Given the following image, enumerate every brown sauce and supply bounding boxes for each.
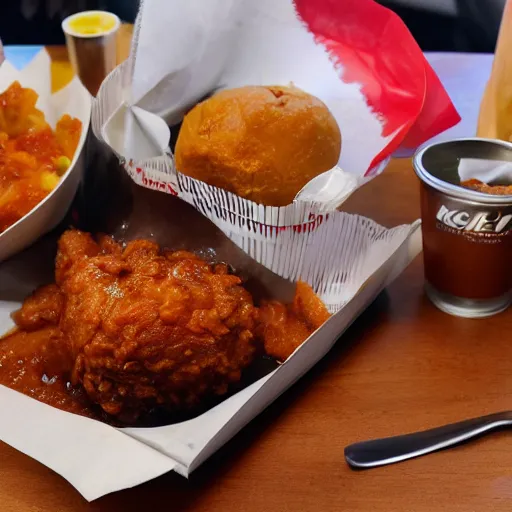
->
[0,326,282,427]
[461,179,512,196]
[0,327,97,419]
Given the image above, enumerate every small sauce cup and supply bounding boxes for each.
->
[62,11,120,96]
[414,138,512,318]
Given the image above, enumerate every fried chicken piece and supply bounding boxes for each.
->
[55,114,82,160]
[1,285,76,412]
[11,284,63,331]
[258,281,331,361]
[5,230,330,424]
[55,229,101,285]
[56,230,257,422]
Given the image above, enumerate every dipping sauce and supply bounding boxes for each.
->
[461,179,512,196]
[65,11,118,37]
[414,138,512,318]
[0,326,96,419]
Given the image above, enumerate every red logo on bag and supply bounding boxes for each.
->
[140,170,178,196]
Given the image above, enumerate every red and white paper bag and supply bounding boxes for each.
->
[92,0,458,311]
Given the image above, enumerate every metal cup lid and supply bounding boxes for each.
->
[413,137,512,205]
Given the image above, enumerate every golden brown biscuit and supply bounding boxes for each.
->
[175,85,341,206]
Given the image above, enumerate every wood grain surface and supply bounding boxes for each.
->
[2,49,512,512]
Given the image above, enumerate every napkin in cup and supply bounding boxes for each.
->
[458,158,512,186]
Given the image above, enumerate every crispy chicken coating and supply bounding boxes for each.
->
[56,230,257,422]
[258,281,331,361]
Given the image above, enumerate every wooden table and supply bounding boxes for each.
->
[2,49,512,512]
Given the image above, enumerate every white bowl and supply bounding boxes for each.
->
[0,50,91,263]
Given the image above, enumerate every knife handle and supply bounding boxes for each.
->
[344,412,512,469]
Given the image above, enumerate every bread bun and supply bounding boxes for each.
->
[174,85,341,206]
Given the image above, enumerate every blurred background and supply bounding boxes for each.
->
[0,0,505,53]
[381,0,504,52]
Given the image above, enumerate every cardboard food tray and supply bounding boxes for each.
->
[0,218,421,500]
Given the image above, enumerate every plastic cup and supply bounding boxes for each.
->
[62,11,121,96]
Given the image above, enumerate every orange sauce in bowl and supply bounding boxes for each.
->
[0,81,82,233]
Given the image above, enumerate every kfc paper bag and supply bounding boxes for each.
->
[92,0,458,309]
[95,0,459,171]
